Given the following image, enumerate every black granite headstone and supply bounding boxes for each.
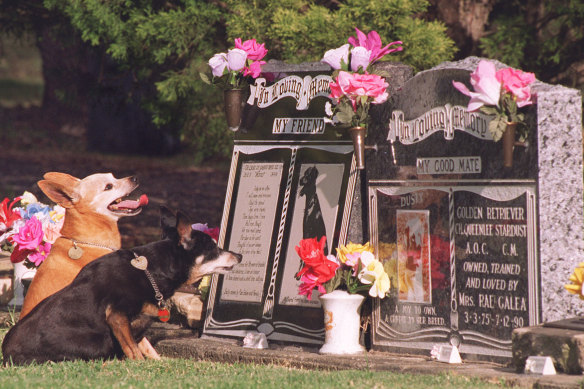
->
[368,61,540,361]
[202,62,361,346]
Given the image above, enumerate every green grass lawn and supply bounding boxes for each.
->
[0,328,510,389]
[0,358,507,389]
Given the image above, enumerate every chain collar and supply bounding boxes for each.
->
[60,236,117,252]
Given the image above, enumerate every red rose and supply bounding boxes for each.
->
[295,236,339,283]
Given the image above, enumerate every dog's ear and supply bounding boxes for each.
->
[176,210,193,249]
[38,172,81,208]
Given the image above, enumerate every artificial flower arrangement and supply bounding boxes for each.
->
[452,59,536,142]
[0,192,65,269]
[202,38,269,90]
[295,237,391,300]
[321,28,402,128]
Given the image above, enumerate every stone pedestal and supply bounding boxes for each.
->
[512,324,584,374]
[169,292,205,328]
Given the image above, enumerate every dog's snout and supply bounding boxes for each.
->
[233,252,243,263]
[130,176,138,184]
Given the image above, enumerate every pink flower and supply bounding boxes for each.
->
[192,223,220,243]
[348,28,403,63]
[12,216,43,250]
[321,44,350,70]
[243,60,265,78]
[297,272,326,300]
[452,60,501,111]
[496,67,535,108]
[234,38,268,61]
[226,48,247,72]
[330,71,389,109]
[350,46,372,72]
[28,242,52,266]
[43,218,64,244]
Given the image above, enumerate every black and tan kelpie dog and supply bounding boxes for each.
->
[2,206,242,365]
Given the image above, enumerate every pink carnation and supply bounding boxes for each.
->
[297,272,327,300]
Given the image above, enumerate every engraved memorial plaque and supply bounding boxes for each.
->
[221,162,284,303]
[370,185,538,359]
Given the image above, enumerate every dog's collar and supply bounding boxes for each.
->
[60,237,116,260]
[130,252,170,322]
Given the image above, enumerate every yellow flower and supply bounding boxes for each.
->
[358,251,390,298]
[565,262,584,300]
[199,275,211,290]
[49,205,66,223]
[337,242,372,264]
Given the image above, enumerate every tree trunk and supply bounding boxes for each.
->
[35,24,89,133]
[427,0,496,58]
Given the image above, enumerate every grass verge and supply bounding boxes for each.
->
[0,357,507,389]
[0,327,509,389]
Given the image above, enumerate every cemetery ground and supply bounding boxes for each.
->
[0,112,583,389]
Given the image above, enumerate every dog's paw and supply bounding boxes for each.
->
[138,337,161,360]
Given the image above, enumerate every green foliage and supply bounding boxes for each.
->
[39,0,230,160]
[1,0,456,161]
[479,0,584,84]
[225,0,456,71]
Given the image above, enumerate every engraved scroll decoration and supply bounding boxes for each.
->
[262,148,297,319]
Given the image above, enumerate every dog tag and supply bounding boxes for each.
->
[158,308,170,322]
[68,245,84,260]
[131,255,148,270]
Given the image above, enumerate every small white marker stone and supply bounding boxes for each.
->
[524,356,556,375]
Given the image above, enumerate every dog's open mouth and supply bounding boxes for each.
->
[108,194,148,215]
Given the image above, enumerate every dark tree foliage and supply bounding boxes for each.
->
[1,0,457,159]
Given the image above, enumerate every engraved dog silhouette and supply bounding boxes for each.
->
[296,166,329,278]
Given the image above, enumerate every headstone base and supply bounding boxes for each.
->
[512,321,584,374]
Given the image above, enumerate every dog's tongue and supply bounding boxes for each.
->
[116,194,148,209]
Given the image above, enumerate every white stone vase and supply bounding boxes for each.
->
[8,261,37,308]
[318,290,366,355]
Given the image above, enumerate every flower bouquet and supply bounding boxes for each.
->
[321,28,402,168]
[295,237,390,300]
[0,192,65,269]
[295,236,391,355]
[201,38,269,131]
[452,59,536,143]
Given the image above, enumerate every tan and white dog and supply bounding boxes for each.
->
[20,172,148,318]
